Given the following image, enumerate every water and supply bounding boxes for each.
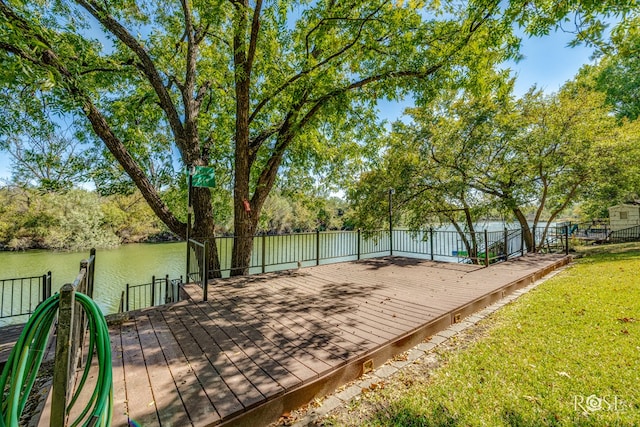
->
[0,242,186,326]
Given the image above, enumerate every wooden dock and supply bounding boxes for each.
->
[42,254,569,426]
[0,323,27,368]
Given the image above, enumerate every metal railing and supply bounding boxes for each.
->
[609,225,640,243]
[124,275,183,311]
[0,272,52,319]
[186,226,569,289]
[557,220,610,241]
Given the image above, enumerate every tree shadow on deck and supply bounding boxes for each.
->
[357,256,482,273]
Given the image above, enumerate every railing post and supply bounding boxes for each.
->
[503,228,508,261]
[51,283,75,426]
[165,275,170,303]
[202,240,208,302]
[520,228,525,256]
[88,248,96,298]
[42,273,47,301]
[388,188,394,256]
[119,291,125,313]
[316,229,320,266]
[126,284,130,312]
[186,207,191,282]
[46,271,52,298]
[430,228,434,261]
[484,229,489,267]
[357,229,361,260]
[261,234,266,274]
[565,225,569,255]
[151,275,156,307]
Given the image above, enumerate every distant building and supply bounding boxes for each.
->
[608,202,640,231]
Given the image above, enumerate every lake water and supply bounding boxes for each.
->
[0,242,186,326]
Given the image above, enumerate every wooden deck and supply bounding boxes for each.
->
[0,323,26,368]
[46,254,569,426]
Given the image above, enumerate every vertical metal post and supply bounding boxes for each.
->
[185,213,191,283]
[484,229,490,267]
[165,275,170,303]
[88,248,96,298]
[202,240,208,302]
[186,168,193,284]
[430,228,434,261]
[520,228,525,256]
[565,225,569,255]
[261,234,266,273]
[42,274,47,301]
[316,229,320,265]
[504,228,509,261]
[46,271,52,299]
[151,275,156,307]
[388,188,394,256]
[532,226,536,253]
[126,284,130,312]
[119,291,125,313]
[51,283,75,426]
[357,229,361,260]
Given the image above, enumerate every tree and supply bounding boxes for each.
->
[350,79,617,252]
[578,15,640,122]
[0,0,522,275]
[0,88,90,191]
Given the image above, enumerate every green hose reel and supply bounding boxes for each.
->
[0,292,113,427]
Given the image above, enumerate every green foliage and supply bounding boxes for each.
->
[582,16,640,122]
[100,193,164,243]
[580,118,640,217]
[258,190,347,233]
[0,187,119,251]
[349,74,619,249]
[0,187,180,251]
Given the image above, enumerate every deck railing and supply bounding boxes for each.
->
[0,272,52,319]
[51,248,96,426]
[187,226,569,290]
[124,275,183,311]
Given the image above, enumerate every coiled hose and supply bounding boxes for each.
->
[0,292,113,427]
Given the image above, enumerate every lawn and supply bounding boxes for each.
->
[322,243,640,426]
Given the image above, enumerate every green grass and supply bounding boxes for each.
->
[323,243,640,426]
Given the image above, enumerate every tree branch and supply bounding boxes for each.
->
[249,1,386,124]
[74,0,187,155]
[246,0,262,74]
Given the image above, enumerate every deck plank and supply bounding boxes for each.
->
[147,310,225,423]
[119,320,160,426]
[135,314,193,427]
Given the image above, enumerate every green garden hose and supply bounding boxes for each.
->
[0,292,113,427]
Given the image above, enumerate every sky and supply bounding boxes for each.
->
[0,28,597,183]
[376,28,597,121]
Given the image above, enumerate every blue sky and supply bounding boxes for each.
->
[0,28,596,183]
[377,28,597,121]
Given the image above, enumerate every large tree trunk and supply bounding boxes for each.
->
[191,187,221,278]
[512,208,534,252]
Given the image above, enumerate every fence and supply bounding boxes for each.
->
[558,220,610,241]
[51,248,96,426]
[0,272,52,319]
[608,225,640,243]
[124,275,183,311]
[187,226,570,291]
